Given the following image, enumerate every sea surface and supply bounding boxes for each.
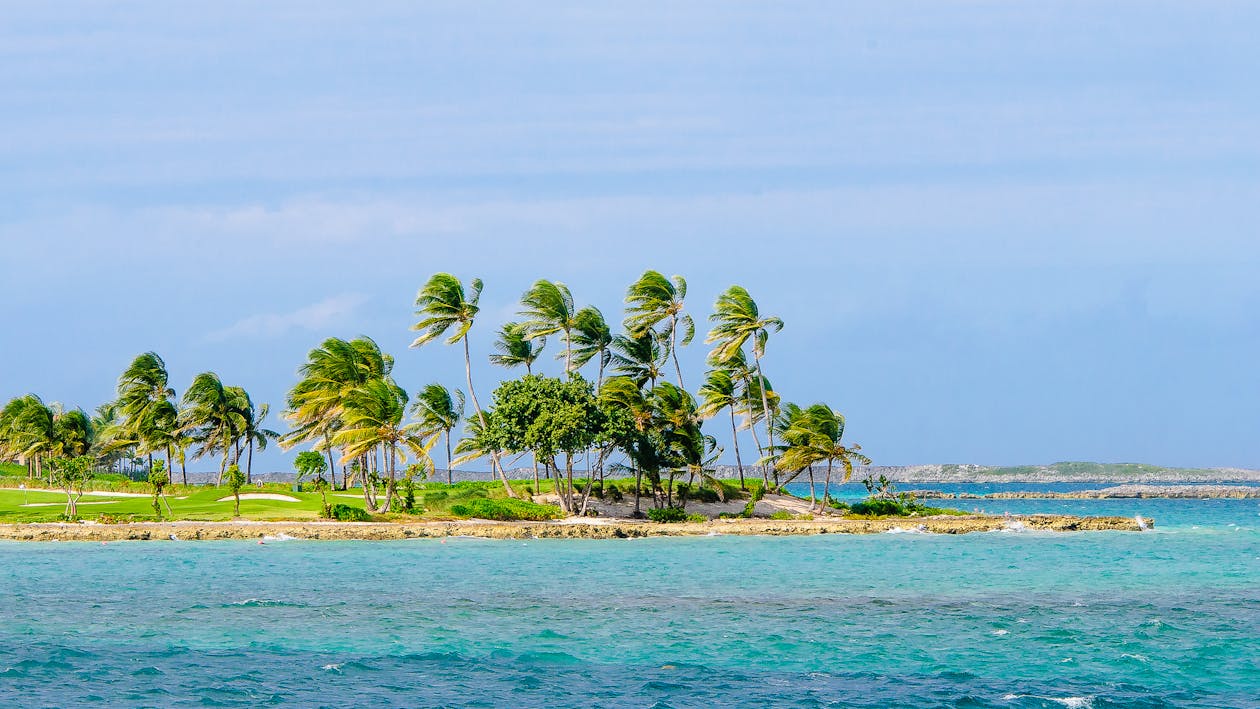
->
[1,488,1257,708]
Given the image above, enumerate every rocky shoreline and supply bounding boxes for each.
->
[911,484,1260,500]
[0,514,1149,542]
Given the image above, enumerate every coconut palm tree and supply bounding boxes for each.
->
[625,271,695,388]
[697,367,746,489]
[0,396,95,482]
[518,279,578,375]
[410,383,464,484]
[236,395,279,484]
[489,322,545,374]
[335,379,432,513]
[116,352,177,476]
[570,306,613,385]
[707,286,783,485]
[282,336,394,490]
[777,404,871,513]
[609,330,668,389]
[411,273,516,497]
[181,372,245,484]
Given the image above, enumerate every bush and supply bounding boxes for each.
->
[769,510,795,520]
[741,501,756,518]
[423,490,449,503]
[677,483,721,504]
[646,507,688,523]
[685,513,707,523]
[448,498,562,521]
[327,504,372,522]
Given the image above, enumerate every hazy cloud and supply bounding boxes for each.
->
[205,293,370,342]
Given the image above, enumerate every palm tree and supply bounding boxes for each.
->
[0,396,95,483]
[707,286,783,485]
[237,395,279,484]
[777,404,871,513]
[116,352,177,478]
[570,306,613,385]
[181,372,244,484]
[609,330,668,389]
[518,279,578,375]
[489,322,545,374]
[697,367,746,489]
[411,273,516,498]
[335,379,432,513]
[282,336,394,490]
[410,383,464,484]
[625,271,695,388]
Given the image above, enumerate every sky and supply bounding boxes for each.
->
[2,1,1258,472]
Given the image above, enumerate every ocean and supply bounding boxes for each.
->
[1,489,1256,707]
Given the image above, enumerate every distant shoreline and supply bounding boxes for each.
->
[0,514,1148,542]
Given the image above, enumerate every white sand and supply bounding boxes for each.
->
[216,493,301,503]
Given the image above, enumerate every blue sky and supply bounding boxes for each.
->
[2,2,1258,471]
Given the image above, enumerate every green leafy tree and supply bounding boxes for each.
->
[489,322,545,374]
[181,372,246,484]
[485,375,606,514]
[624,271,694,388]
[294,450,330,516]
[698,367,746,489]
[148,459,173,518]
[50,455,94,518]
[410,273,517,497]
[224,464,246,517]
[409,384,464,484]
[777,404,871,513]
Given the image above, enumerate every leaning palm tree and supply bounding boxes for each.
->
[116,352,177,475]
[777,403,871,513]
[488,322,545,374]
[236,395,279,484]
[609,330,669,390]
[706,286,783,484]
[181,372,245,484]
[411,273,516,497]
[0,395,56,480]
[335,379,433,513]
[625,271,695,388]
[518,279,578,375]
[570,306,613,385]
[282,336,394,489]
[697,367,746,489]
[409,383,464,484]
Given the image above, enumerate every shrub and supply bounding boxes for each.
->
[741,501,756,518]
[328,504,372,522]
[423,490,449,503]
[685,513,707,523]
[449,498,562,521]
[769,510,795,520]
[646,507,688,523]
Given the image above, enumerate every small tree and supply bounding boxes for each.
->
[225,464,246,517]
[148,459,173,518]
[294,451,332,517]
[51,456,94,519]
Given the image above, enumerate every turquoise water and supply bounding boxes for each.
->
[1,496,1257,707]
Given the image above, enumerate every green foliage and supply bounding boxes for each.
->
[293,451,327,481]
[685,512,707,523]
[328,503,372,522]
[741,500,756,518]
[769,510,795,520]
[449,497,562,521]
[488,375,607,458]
[399,477,416,513]
[646,506,689,523]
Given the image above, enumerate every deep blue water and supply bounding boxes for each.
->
[1,492,1257,707]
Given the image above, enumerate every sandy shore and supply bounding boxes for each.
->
[0,514,1148,542]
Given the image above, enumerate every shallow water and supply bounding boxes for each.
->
[1,495,1257,707]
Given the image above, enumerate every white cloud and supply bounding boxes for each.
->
[204,293,370,342]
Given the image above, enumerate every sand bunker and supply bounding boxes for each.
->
[216,493,301,503]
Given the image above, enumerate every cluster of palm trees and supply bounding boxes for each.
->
[0,353,277,486]
[273,270,864,514]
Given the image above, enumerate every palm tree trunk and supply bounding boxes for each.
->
[180,454,187,486]
[728,406,745,489]
[465,337,517,498]
[323,433,337,489]
[819,458,833,514]
[246,438,254,485]
[166,445,174,485]
[670,315,684,389]
[807,464,816,506]
[753,352,776,490]
[444,430,453,485]
[218,449,228,486]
